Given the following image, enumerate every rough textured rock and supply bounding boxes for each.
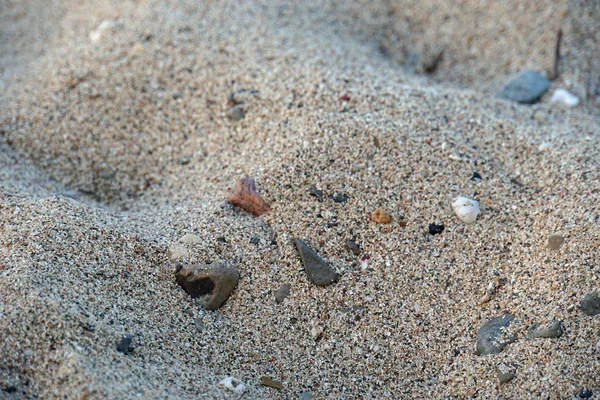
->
[294,239,339,286]
[495,70,551,104]
[175,263,239,310]
[580,292,600,316]
[496,364,516,384]
[346,240,361,255]
[476,314,516,355]
[228,177,271,216]
[226,107,245,121]
[116,334,134,354]
[274,284,291,303]
[548,234,565,250]
[527,320,563,339]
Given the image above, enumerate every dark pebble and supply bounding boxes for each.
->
[578,388,593,398]
[496,70,551,104]
[471,172,482,181]
[275,284,291,303]
[428,223,445,235]
[294,238,339,286]
[331,193,349,203]
[250,235,260,245]
[580,292,600,316]
[226,107,245,121]
[116,334,134,354]
[476,314,516,355]
[346,240,361,255]
[175,263,240,310]
[309,185,323,201]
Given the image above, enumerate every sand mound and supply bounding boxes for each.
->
[1,1,599,398]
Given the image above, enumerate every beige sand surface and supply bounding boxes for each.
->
[1,1,600,398]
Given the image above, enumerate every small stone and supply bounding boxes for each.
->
[527,320,563,339]
[168,245,189,260]
[175,263,240,310]
[275,284,291,303]
[548,234,564,250]
[538,142,553,152]
[310,324,324,340]
[428,223,444,235]
[179,155,192,165]
[249,235,260,245]
[476,314,516,355]
[550,88,579,107]
[371,208,392,224]
[260,377,283,390]
[331,192,349,203]
[346,240,361,255]
[471,172,482,181]
[496,70,551,104]
[219,377,246,394]
[294,239,339,286]
[228,177,271,216]
[226,107,245,121]
[452,196,480,224]
[309,185,324,201]
[194,318,205,332]
[533,110,548,123]
[580,292,600,316]
[299,390,313,400]
[180,234,202,244]
[116,334,133,354]
[496,364,516,384]
[577,388,593,399]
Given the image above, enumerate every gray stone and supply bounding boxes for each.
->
[299,390,313,400]
[496,364,516,384]
[175,263,239,310]
[226,107,245,121]
[346,240,361,255]
[496,70,551,104]
[116,334,133,354]
[548,234,564,250]
[294,239,339,286]
[527,320,563,339]
[275,284,291,303]
[580,292,600,316]
[476,314,516,355]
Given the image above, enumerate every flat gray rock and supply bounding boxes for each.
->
[496,364,516,384]
[527,320,563,339]
[496,70,551,104]
[274,284,291,303]
[294,239,339,286]
[580,292,600,316]
[476,314,516,355]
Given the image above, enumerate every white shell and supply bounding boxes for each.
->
[452,196,480,224]
[550,89,579,107]
[219,377,246,394]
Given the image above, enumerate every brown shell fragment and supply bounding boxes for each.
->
[370,208,392,224]
[175,263,239,310]
[228,177,271,216]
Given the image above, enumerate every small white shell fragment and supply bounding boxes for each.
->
[448,154,464,162]
[550,88,579,107]
[179,233,202,244]
[538,142,553,152]
[219,377,246,394]
[310,325,324,340]
[89,20,118,42]
[452,196,480,224]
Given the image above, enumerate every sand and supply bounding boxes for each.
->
[1,0,600,398]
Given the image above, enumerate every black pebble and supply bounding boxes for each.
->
[250,235,260,245]
[471,172,483,181]
[309,185,324,201]
[578,388,593,399]
[428,223,445,235]
[116,334,134,354]
[346,240,361,255]
[331,193,349,203]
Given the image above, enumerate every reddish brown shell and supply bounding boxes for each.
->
[228,177,271,216]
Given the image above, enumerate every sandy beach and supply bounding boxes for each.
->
[1,1,600,398]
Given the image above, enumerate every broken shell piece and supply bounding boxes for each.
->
[452,196,480,224]
[550,88,579,107]
[310,324,324,340]
[228,177,271,216]
[479,277,502,305]
[168,244,189,260]
[175,263,239,310]
[219,377,246,394]
[179,234,202,244]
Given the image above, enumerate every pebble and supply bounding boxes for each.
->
[194,317,205,332]
[249,235,260,245]
[299,390,313,400]
[260,376,283,389]
[428,223,444,235]
[116,334,134,354]
[168,244,189,260]
[496,70,551,104]
[538,142,553,152]
[580,292,600,316]
[309,185,324,201]
[175,263,240,310]
[310,324,324,340]
[179,233,202,244]
[452,196,480,224]
[471,172,482,181]
[274,284,291,303]
[548,234,564,250]
[527,320,563,339]
[371,208,392,224]
[294,239,339,286]
[550,88,579,107]
[219,377,246,394]
[496,364,516,384]
[331,192,349,203]
[228,177,271,216]
[346,240,361,255]
[476,314,516,355]
[577,388,593,398]
[226,107,245,121]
